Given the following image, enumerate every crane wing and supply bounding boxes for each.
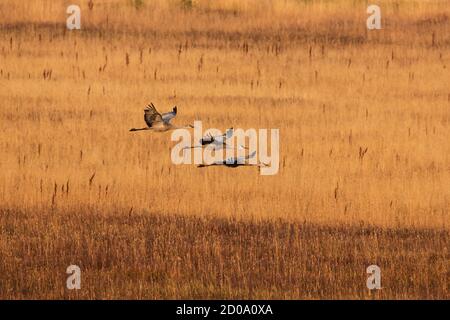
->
[235,150,256,163]
[162,106,177,123]
[224,127,234,139]
[144,103,163,127]
[206,128,233,146]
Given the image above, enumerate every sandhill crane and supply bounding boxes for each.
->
[129,103,193,132]
[197,151,267,168]
[183,128,247,151]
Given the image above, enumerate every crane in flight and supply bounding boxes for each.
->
[183,128,247,151]
[130,103,193,132]
[197,151,267,169]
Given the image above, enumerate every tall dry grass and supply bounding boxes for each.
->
[1,208,448,299]
[0,0,449,299]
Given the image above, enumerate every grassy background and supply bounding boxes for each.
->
[1,208,448,299]
[0,0,449,298]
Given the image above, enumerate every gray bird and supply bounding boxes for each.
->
[197,151,267,168]
[130,103,193,132]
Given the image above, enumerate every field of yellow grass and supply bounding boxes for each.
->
[0,0,449,299]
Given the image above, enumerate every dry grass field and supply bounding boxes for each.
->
[0,0,449,299]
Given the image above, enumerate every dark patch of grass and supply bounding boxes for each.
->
[0,207,448,299]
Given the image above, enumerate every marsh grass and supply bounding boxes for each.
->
[0,0,449,299]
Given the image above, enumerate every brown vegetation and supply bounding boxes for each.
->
[0,0,448,299]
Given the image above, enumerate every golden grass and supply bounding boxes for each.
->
[1,208,448,299]
[0,0,449,299]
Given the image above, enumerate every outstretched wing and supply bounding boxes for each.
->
[246,150,257,160]
[223,127,234,139]
[162,106,177,123]
[207,128,233,146]
[144,103,163,127]
[234,150,256,164]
